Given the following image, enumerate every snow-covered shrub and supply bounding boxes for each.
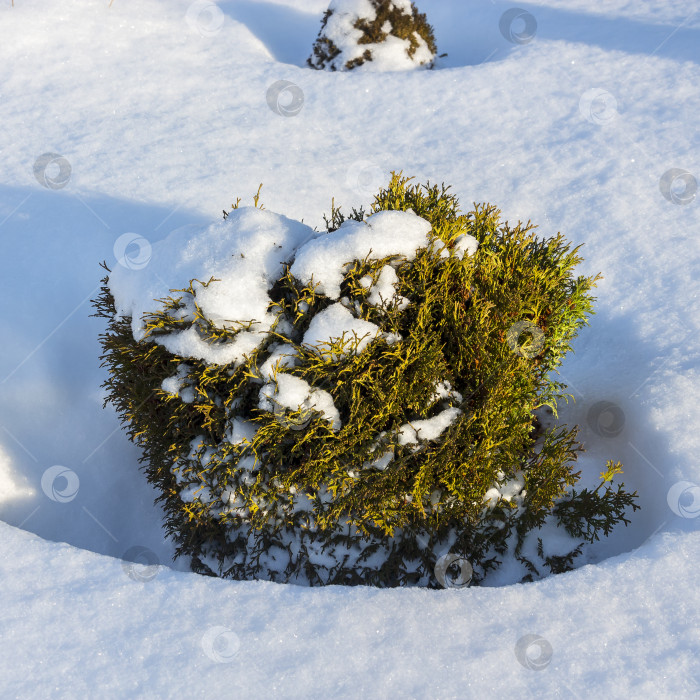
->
[308,0,438,71]
[94,174,638,587]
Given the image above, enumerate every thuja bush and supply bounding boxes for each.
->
[308,0,438,71]
[94,174,638,587]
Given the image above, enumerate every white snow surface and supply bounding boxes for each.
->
[259,373,341,431]
[398,407,463,446]
[258,341,300,380]
[161,363,196,403]
[361,263,409,308]
[454,233,479,258]
[2,522,700,698]
[302,301,384,359]
[290,209,432,298]
[329,0,377,18]
[1,0,699,696]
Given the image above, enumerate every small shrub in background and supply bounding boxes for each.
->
[308,0,438,71]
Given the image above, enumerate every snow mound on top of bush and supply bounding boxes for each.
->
[108,207,438,366]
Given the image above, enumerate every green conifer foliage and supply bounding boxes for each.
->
[93,174,639,587]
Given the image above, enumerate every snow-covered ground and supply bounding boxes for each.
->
[0,0,699,696]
